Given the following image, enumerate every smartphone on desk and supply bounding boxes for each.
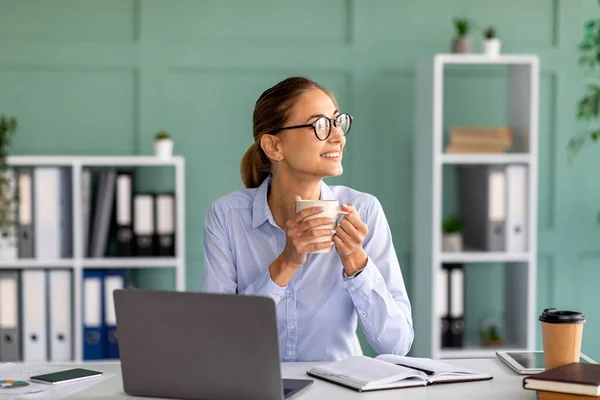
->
[30,368,103,385]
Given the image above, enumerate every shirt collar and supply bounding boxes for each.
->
[251,176,336,229]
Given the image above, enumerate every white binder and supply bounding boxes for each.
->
[0,271,20,361]
[0,169,18,260]
[48,270,72,362]
[34,168,61,259]
[450,268,464,318]
[21,270,47,362]
[505,165,528,252]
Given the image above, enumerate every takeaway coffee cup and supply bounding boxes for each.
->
[539,308,586,370]
[295,200,348,254]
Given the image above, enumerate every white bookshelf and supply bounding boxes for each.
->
[412,54,539,359]
[3,155,186,363]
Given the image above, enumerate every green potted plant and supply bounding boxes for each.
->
[480,324,504,347]
[568,16,600,227]
[452,18,473,54]
[483,26,501,57]
[154,130,173,159]
[0,115,18,242]
[442,214,464,252]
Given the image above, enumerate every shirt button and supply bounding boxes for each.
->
[350,286,356,291]
[287,350,293,357]
[289,324,295,329]
[288,293,293,298]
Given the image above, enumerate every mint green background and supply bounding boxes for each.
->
[0,0,599,360]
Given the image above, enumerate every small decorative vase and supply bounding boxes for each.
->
[154,138,174,159]
[442,233,463,252]
[483,38,501,57]
[451,37,472,54]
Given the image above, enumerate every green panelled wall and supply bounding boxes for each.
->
[1,0,599,360]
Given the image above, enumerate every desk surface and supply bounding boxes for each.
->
[56,358,535,399]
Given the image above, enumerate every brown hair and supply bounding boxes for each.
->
[240,76,337,188]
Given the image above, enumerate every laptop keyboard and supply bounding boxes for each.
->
[283,388,293,397]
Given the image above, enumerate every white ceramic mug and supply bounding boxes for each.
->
[295,200,349,254]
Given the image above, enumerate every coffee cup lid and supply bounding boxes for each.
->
[539,308,586,324]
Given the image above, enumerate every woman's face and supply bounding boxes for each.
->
[276,88,346,179]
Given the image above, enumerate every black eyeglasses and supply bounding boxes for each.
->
[270,113,353,141]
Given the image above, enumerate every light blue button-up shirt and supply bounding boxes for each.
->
[200,176,414,362]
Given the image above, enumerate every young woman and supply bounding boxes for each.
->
[200,76,413,362]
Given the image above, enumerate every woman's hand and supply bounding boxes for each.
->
[270,196,335,286]
[333,204,369,276]
[279,197,336,267]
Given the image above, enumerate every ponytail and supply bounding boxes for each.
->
[240,142,271,189]
[242,76,337,188]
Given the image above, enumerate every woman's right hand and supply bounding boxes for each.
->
[270,196,335,286]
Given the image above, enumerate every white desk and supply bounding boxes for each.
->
[59,358,536,399]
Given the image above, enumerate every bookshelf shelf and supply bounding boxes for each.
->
[412,55,539,359]
[440,252,532,263]
[81,257,180,268]
[6,155,184,167]
[439,345,528,359]
[2,155,186,364]
[440,154,531,165]
[0,260,75,268]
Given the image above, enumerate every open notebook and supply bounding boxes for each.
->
[306,354,493,392]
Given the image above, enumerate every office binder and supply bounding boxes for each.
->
[0,169,17,260]
[156,193,175,256]
[83,270,104,360]
[459,166,506,251]
[103,269,126,359]
[449,265,464,348]
[34,167,72,259]
[115,171,134,256]
[0,270,21,361]
[505,165,528,252]
[17,167,35,258]
[438,265,451,348]
[21,270,47,362]
[48,269,72,362]
[134,194,155,256]
[82,168,92,258]
[90,169,117,258]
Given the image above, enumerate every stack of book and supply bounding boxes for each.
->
[445,127,513,154]
[523,362,600,399]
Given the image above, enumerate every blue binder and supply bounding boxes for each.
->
[103,269,127,359]
[82,270,105,360]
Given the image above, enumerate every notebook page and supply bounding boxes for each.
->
[376,354,483,375]
[309,356,427,387]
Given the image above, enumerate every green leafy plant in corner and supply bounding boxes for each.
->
[568,11,600,227]
[154,130,170,141]
[483,26,496,40]
[0,115,18,240]
[442,214,464,234]
[454,18,471,37]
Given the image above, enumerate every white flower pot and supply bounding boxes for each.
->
[483,39,501,57]
[154,138,173,159]
[442,233,463,252]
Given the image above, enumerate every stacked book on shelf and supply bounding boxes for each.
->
[445,127,514,154]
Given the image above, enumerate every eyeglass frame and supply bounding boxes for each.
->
[269,113,353,141]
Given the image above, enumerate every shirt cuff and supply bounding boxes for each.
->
[255,268,288,302]
[342,257,380,293]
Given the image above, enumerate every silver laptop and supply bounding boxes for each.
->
[114,289,313,400]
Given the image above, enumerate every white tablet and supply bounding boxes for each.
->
[496,351,597,375]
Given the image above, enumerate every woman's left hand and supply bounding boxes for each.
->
[333,204,369,276]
